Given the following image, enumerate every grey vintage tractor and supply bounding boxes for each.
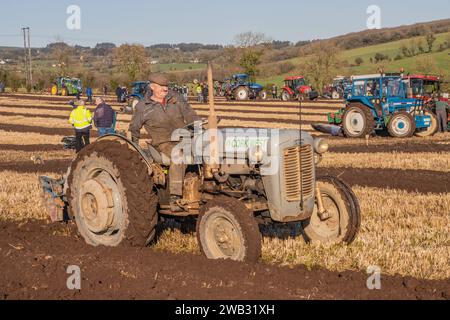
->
[40,66,360,263]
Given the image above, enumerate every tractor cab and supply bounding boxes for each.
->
[403,75,440,100]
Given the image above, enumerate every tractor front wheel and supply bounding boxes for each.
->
[67,140,158,247]
[197,197,261,262]
[342,103,375,138]
[302,176,361,244]
[259,90,267,100]
[281,91,291,101]
[332,91,340,100]
[387,112,415,138]
[61,88,68,96]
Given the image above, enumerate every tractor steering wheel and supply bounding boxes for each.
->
[184,118,221,132]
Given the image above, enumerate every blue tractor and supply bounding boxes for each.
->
[224,74,267,101]
[122,81,150,114]
[328,74,436,138]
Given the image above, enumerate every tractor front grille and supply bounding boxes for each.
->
[283,145,314,202]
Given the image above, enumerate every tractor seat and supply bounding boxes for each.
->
[146,145,171,166]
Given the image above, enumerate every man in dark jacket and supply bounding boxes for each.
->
[94,97,115,136]
[129,74,201,201]
[115,86,122,102]
[436,93,450,133]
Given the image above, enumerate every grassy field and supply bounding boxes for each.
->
[0,94,449,281]
[260,31,450,86]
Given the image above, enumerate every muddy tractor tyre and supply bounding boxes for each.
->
[234,87,249,101]
[342,103,375,138]
[387,111,415,138]
[196,196,261,263]
[302,176,361,245]
[414,111,438,137]
[281,90,291,102]
[67,140,158,247]
[61,88,68,96]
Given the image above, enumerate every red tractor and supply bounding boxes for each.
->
[281,76,318,101]
[403,74,441,103]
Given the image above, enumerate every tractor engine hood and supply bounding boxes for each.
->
[184,128,314,175]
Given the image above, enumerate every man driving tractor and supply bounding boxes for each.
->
[129,73,201,204]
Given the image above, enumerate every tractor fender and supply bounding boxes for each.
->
[282,86,294,95]
[97,134,154,173]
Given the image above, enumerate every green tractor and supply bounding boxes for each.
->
[51,77,83,96]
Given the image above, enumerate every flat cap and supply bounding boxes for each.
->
[149,73,169,86]
[74,99,85,106]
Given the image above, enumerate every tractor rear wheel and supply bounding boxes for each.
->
[302,176,361,244]
[61,88,68,96]
[387,112,415,138]
[51,85,58,96]
[414,111,438,137]
[67,139,158,247]
[342,103,375,138]
[234,87,249,101]
[197,197,261,262]
[281,90,291,101]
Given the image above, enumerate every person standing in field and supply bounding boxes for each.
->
[116,85,122,102]
[69,100,93,153]
[103,84,109,96]
[86,86,93,104]
[196,83,203,103]
[202,83,209,104]
[93,97,116,137]
[272,84,278,99]
[436,93,450,133]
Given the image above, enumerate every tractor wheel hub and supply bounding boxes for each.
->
[80,179,114,233]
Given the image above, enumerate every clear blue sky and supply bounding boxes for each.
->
[1,0,449,47]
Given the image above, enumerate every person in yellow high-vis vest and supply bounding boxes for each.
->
[69,100,93,153]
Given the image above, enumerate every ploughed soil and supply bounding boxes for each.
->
[318,168,450,194]
[329,141,450,154]
[0,220,448,300]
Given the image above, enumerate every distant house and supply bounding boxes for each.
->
[0,60,6,65]
[150,60,159,65]
[190,58,199,64]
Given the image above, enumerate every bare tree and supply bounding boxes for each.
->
[114,44,149,82]
[233,32,272,81]
[51,42,73,75]
[303,42,341,94]
[234,31,272,48]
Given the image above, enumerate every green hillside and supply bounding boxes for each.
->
[259,32,450,86]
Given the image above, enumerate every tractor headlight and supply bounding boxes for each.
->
[249,145,265,164]
[314,138,329,154]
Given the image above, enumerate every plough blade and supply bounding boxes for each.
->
[39,176,68,222]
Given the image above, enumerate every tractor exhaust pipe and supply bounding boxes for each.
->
[205,62,220,177]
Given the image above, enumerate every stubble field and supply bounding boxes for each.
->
[0,93,448,300]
